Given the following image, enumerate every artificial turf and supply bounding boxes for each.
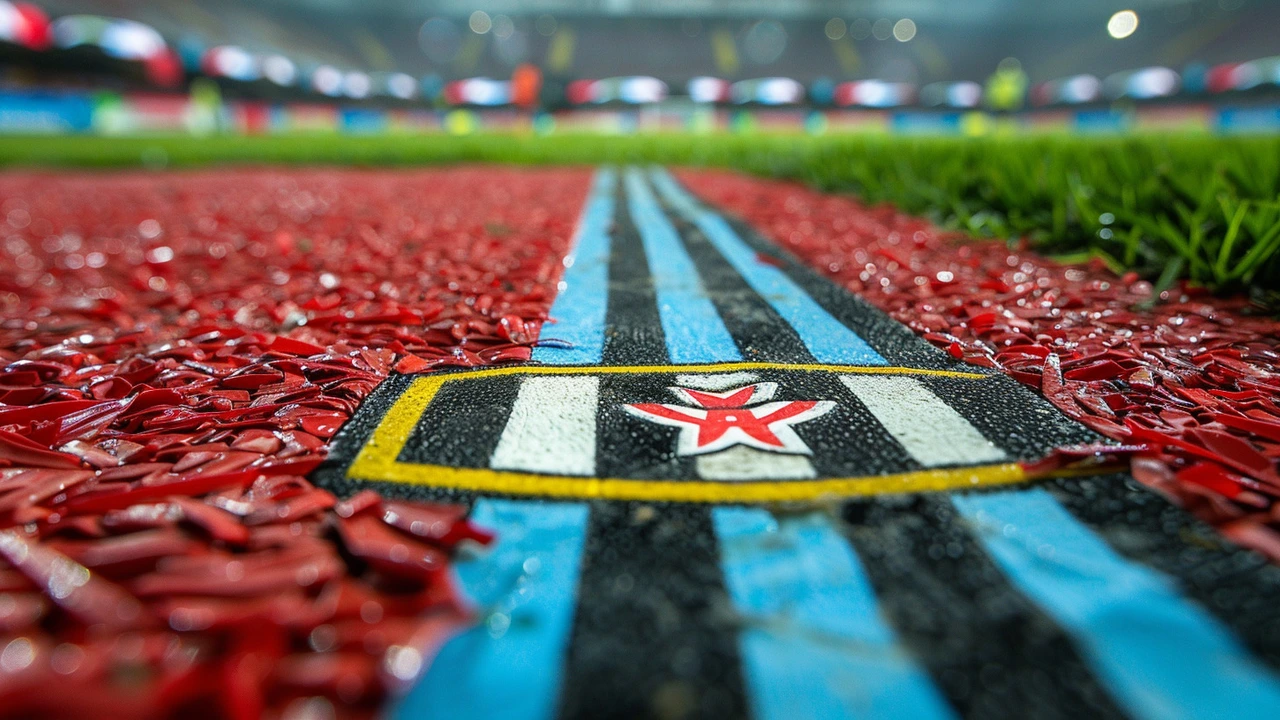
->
[1,132,1277,298]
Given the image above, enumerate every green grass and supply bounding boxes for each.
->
[2,132,1278,298]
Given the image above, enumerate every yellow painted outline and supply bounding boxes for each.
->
[347,362,1019,503]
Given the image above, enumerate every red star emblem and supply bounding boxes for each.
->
[623,382,835,457]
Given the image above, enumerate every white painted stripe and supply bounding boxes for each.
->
[490,376,600,476]
[696,446,816,481]
[675,371,760,390]
[839,375,1006,467]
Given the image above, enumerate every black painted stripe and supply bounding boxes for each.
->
[396,374,521,467]
[841,494,1132,720]
[557,175,751,720]
[557,501,751,720]
[1046,472,1280,670]
[602,174,669,366]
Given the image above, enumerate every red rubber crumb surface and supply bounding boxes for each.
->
[681,168,1280,561]
[0,167,590,718]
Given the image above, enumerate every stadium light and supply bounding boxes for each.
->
[1107,10,1138,39]
[312,65,343,96]
[610,77,667,104]
[0,2,51,50]
[1062,74,1102,103]
[893,19,917,42]
[51,16,165,60]
[920,81,982,108]
[203,46,260,82]
[835,80,915,107]
[444,77,511,106]
[1104,66,1178,99]
[1031,74,1101,105]
[387,72,418,100]
[731,77,804,105]
[566,77,668,104]
[50,15,181,86]
[101,20,166,59]
[343,71,372,99]
[262,55,297,86]
[1206,57,1280,92]
[688,77,730,103]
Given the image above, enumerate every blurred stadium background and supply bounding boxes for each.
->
[2,6,1280,717]
[0,0,1277,136]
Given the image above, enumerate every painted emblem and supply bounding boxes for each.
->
[337,362,1026,503]
[623,383,834,456]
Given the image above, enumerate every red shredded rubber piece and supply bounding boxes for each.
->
[681,168,1280,561]
[0,167,590,717]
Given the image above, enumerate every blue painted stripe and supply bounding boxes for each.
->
[713,508,957,720]
[649,167,887,366]
[395,500,590,720]
[953,488,1280,720]
[532,168,617,365]
[624,167,741,364]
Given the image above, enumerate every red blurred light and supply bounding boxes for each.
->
[566,79,596,105]
[144,48,183,88]
[1206,63,1242,93]
[13,2,50,49]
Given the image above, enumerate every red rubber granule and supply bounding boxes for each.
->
[680,168,1280,561]
[0,167,591,718]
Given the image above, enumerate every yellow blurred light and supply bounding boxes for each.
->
[892,19,916,42]
[445,109,478,135]
[1107,10,1138,39]
[960,112,990,137]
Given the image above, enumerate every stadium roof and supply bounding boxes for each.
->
[265,0,1200,24]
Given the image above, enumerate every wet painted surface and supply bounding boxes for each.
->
[315,167,1280,720]
[681,167,1280,564]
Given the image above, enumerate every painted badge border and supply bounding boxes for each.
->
[345,361,1051,503]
